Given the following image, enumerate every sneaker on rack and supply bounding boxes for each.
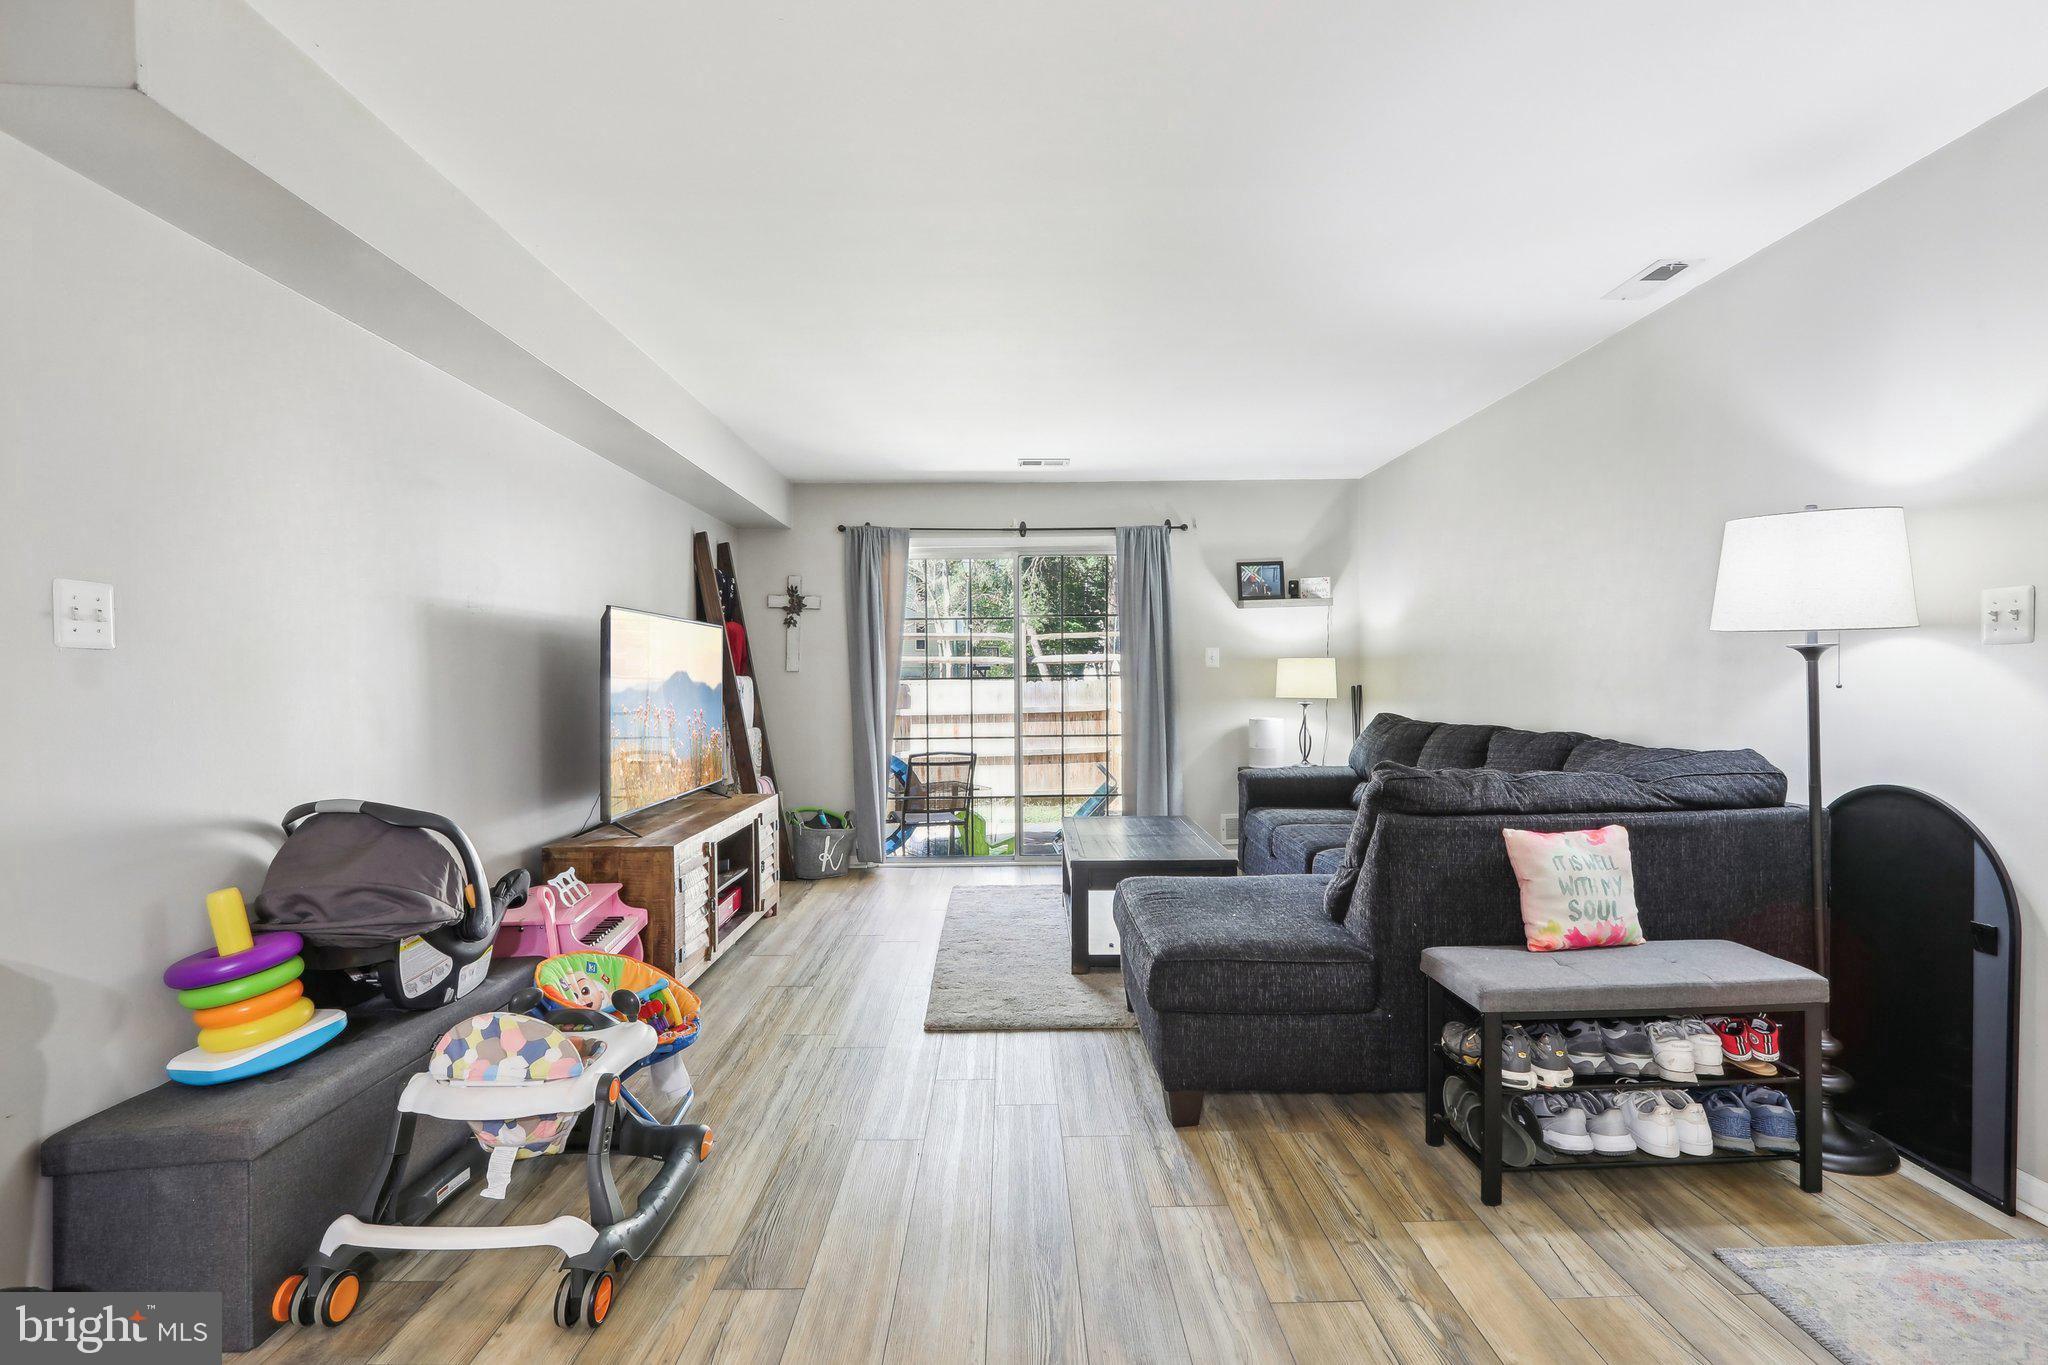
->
[1499,1025,1538,1092]
[1564,1092,1637,1156]
[1662,1090,1713,1156]
[1563,1020,1612,1077]
[1519,1093,1593,1155]
[1440,1021,1480,1067]
[1714,1016,1774,1076]
[1599,1019,1655,1078]
[1702,1089,1757,1153]
[1740,1086,1800,1152]
[1679,1017,1726,1076]
[1744,1016,1784,1068]
[1646,1020,1698,1082]
[1521,1022,1576,1089]
[1622,1091,1681,1158]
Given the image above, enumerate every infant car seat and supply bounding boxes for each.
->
[253,799,529,1010]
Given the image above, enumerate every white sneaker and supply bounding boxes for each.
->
[1662,1090,1713,1156]
[1679,1017,1725,1076]
[1622,1091,1681,1159]
[1645,1020,1697,1083]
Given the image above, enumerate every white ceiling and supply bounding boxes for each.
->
[253,1,2048,485]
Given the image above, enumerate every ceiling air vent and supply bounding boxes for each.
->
[1604,259,1701,301]
[1017,457,1071,469]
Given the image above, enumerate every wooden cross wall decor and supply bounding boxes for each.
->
[765,575,822,671]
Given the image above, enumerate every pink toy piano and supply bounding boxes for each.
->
[494,879,649,960]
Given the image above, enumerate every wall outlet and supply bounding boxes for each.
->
[53,579,114,649]
[1204,646,1221,668]
[1981,586,2036,645]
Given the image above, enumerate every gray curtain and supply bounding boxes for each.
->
[1116,524,1181,815]
[845,526,911,864]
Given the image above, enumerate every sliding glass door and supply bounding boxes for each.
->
[888,542,1121,860]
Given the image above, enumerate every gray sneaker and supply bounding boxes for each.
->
[1442,1022,1535,1090]
[1564,1092,1637,1155]
[1521,1022,1576,1089]
[1520,1093,1593,1154]
[1599,1019,1654,1077]
[1499,1025,1538,1091]
[1563,1020,1611,1077]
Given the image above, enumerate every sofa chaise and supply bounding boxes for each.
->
[1117,713,1812,1125]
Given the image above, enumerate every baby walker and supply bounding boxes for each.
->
[276,964,710,1332]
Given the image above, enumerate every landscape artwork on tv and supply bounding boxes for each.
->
[605,608,726,820]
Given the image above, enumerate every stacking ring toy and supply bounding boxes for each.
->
[162,929,303,991]
[192,979,305,1030]
[164,889,342,1086]
[199,996,316,1053]
[175,956,304,1011]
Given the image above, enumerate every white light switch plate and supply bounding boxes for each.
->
[1981,585,2035,645]
[1204,646,1221,667]
[53,579,114,649]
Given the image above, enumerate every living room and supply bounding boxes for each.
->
[8,4,2048,1362]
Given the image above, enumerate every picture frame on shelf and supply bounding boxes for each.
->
[1237,560,1285,601]
[1298,575,1332,600]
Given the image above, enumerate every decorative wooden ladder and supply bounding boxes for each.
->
[693,531,792,873]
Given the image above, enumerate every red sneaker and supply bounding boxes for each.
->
[1712,1017,1753,1066]
[1726,1015,1779,1076]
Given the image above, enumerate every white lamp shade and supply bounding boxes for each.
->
[1710,506,1919,632]
[1275,657,1338,699]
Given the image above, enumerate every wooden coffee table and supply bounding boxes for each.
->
[1061,815,1235,973]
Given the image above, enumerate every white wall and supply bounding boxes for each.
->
[732,481,1363,848]
[1350,91,2048,1183]
[0,133,727,1280]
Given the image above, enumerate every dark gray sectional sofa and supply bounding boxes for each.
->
[1117,713,1813,1124]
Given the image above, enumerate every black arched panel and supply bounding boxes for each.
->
[1828,785,2021,1214]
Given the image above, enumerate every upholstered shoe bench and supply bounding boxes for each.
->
[1422,939,1827,1205]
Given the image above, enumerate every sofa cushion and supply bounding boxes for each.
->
[1484,728,1587,772]
[1115,874,1376,1014]
[1562,737,1685,774]
[1241,806,1353,863]
[1310,846,1345,874]
[1270,820,1354,875]
[1346,712,1435,776]
[1415,723,1499,769]
[1365,761,1787,817]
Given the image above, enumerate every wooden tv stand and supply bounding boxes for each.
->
[541,790,780,986]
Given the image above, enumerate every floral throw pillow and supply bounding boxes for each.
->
[1501,825,1646,952]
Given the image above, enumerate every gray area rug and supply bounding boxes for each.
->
[1717,1239,2048,1364]
[925,886,1135,1031]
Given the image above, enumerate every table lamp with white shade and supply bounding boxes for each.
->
[1275,657,1338,763]
[1710,503,1917,1175]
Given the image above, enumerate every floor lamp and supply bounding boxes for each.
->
[1710,504,1916,1175]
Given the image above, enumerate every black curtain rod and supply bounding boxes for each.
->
[835,519,1189,534]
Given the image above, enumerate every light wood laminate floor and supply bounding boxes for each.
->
[243,865,2028,1365]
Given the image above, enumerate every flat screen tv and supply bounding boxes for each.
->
[601,606,728,822]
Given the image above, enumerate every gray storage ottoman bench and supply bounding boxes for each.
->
[40,958,530,1352]
[1421,939,1827,1204]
